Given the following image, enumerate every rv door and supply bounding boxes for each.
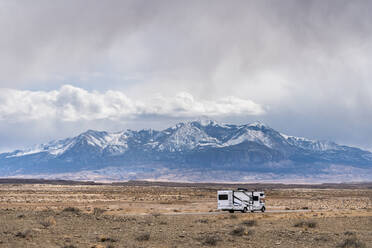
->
[252,194,261,209]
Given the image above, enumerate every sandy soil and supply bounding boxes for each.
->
[0,184,371,247]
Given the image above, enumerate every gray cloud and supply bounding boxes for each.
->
[1,0,372,151]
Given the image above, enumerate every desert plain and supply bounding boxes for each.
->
[0,181,371,248]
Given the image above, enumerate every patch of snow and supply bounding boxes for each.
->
[48,141,75,155]
[247,121,267,128]
[160,122,220,151]
[6,147,44,158]
[281,133,338,151]
[224,128,273,148]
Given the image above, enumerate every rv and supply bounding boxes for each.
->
[217,188,265,213]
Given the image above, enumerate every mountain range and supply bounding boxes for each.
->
[1,120,371,182]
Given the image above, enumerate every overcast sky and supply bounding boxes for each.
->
[1,0,372,152]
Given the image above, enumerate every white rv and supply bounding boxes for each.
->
[217,188,266,213]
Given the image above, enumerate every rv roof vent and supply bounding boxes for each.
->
[237,188,248,191]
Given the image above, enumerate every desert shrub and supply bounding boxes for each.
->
[230,226,245,236]
[17,214,25,218]
[230,214,238,219]
[15,230,31,239]
[62,207,80,213]
[203,235,219,246]
[338,237,366,248]
[136,232,150,241]
[294,221,303,227]
[99,236,117,242]
[151,212,161,217]
[302,206,309,210]
[344,231,354,236]
[314,235,329,242]
[294,220,317,228]
[93,208,106,216]
[40,216,56,228]
[307,221,317,228]
[241,220,257,226]
[196,219,209,223]
[159,221,167,225]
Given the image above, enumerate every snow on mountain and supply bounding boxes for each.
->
[1,119,372,182]
[3,120,358,158]
[6,130,130,158]
[6,147,44,158]
[281,133,339,151]
[225,125,273,148]
[158,122,221,151]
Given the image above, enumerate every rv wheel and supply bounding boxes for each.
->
[261,206,266,212]
[229,210,234,213]
[241,207,247,213]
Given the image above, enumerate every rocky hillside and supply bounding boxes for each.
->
[1,120,371,182]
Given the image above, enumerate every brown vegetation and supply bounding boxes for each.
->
[0,183,370,247]
[294,220,317,228]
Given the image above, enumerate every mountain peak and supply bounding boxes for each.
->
[193,118,219,126]
[247,121,268,129]
[168,119,220,131]
[2,120,372,183]
[81,129,104,136]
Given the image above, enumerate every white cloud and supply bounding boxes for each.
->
[0,85,264,122]
[1,1,372,151]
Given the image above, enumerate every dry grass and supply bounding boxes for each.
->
[338,237,366,248]
[15,230,31,239]
[136,232,150,241]
[99,236,117,242]
[241,219,257,226]
[0,184,371,247]
[93,207,106,216]
[62,207,80,213]
[230,226,245,236]
[294,220,317,228]
[40,216,56,228]
[151,212,161,217]
[196,219,209,223]
[203,234,219,246]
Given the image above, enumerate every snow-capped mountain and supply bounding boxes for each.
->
[1,120,372,182]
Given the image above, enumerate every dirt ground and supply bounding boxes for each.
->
[0,184,371,247]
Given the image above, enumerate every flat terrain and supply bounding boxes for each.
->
[0,183,371,247]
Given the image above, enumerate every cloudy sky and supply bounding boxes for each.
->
[1,0,372,152]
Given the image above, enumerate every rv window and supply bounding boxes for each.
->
[253,196,259,201]
[218,194,228,200]
[260,193,264,197]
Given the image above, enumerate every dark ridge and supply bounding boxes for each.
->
[113,180,372,189]
[0,178,371,189]
[0,178,101,185]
